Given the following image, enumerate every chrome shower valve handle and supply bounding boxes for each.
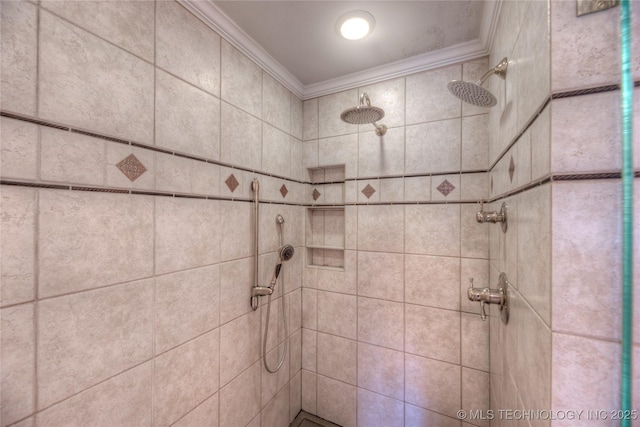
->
[476,200,508,233]
[467,274,510,324]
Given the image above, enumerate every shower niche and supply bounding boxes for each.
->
[306,165,345,270]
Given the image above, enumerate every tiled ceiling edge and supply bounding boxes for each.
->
[179,0,306,99]
[180,0,501,101]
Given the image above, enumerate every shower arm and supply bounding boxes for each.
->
[477,57,509,85]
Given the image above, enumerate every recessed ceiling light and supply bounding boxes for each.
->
[335,11,375,41]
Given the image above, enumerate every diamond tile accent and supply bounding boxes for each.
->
[225,174,239,192]
[312,188,321,201]
[509,156,516,183]
[116,154,147,182]
[280,184,288,198]
[362,184,376,199]
[436,179,456,197]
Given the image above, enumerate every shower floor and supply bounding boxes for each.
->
[290,411,342,427]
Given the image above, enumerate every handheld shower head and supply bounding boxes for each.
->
[340,93,387,136]
[447,57,509,108]
[278,244,295,262]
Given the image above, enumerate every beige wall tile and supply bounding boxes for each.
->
[461,204,489,259]
[302,328,317,373]
[357,343,404,400]
[317,333,356,385]
[263,74,291,133]
[317,291,356,339]
[461,313,489,372]
[220,310,260,387]
[219,257,254,324]
[405,353,461,418]
[317,250,356,294]
[406,65,461,124]
[261,341,290,406]
[35,362,152,427]
[154,330,219,427]
[1,304,35,425]
[261,383,290,427]
[38,190,154,297]
[219,362,260,427]
[406,119,461,175]
[291,94,303,140]
[155,152,192,194]
[290,138,304,182]
[462,114,489,171]
[358,297,403,351]
[357,251,403,302]
[318,134,358,178]
[358,389,404,427]
[219,200,253,263]
[1,1,37,115]
[289,371,302,422]
[405,204,460,256]
[155,197,220,275]
[289,328,302,376]
[37,279,153,408]
[406,254,460,310]
[155,70,220,160]
[379,177,405,203]
[220,102,262,171]
[461,173,489,201]
[39,11,153,143]
[359,78,406,130]
[1,186,36,306]
[461,368,490,427]
[0,117,38,181]
[221,40,262,118]
[406,304,461,364]
[317,375,356,427]
[404,176,431,202]
[358,127,405,178]
[460,258,488,315]
[262,124,291,177]
[301,370,317,414]
[40,127,106,186]
[318,89,358,139]
[173,394,218,427]
[531,103,551,181]
[156,1,220,95]
[515,129,531,188]
[41,0,154,62]
[302,288,317,330]
[302,99,319,141]
[155,265,220,354]
[405,404,462,427]
[358,205,404,253]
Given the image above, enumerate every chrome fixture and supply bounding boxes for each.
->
[250,179,261,310]
[467,273,510,324]
[340,93,387,136]
[577,0,618,16]
[476,200,508,233]
[447,57,509,107]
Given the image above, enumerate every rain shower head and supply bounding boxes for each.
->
[340,93,387,136]
[447,57,509,108]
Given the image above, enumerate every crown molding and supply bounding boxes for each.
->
[181,0,501,101]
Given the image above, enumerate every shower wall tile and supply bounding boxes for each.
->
[406,64,461,124]
[106,144,156,190]
[552,180,621,340]
[1,304,35,426]
[156,0,220,95]
[291,137,304,181]
[35,362,152,427]
[1,1,37,115]
[290,371,302,422]
[0,117,38,181]
[155,197,220,275]
[462,114,489,171]
[38,190,154,298]
[357,179,379,203]
[262,124,291,177]
[460,258,488,315]
[173,394,219,427]
[290,329,302,376]
[155,152,192,194]
[41,0,154,62]
[40,127,105,186]
[288,288,303,333]
[317,333,356,385]
[301,370,317,414]
[153,330,219,427]
[291,94,303,140]
[461,368,490,427]
[551,91,621,173]
[531,103,551,181]
[317,250,356,294]
[155,265,220,355]
[220,310,260,387]
[261,342,290,406]
[358,127,405,177]
[405,404,461,427]
[318,89,358,138]
[221,102,262,171]
[359,77,406,129]
[357,205,404,253]
[406,119,461,175]
[461,173,489,201]
[358,297,403,351]
[461,313,489,372]
[379,178,405,203]
[220,362,261,427]
[432,174,460,202]
[39,11,154,143]
[357,251,403,302]
[405,204,460,257]
[405,353,461,418]
[220,200,252,262]
[37,279,153,409]
[461,204,489,259]
[317,291,356,339]
[404,176,431,202]
[1,187,36,307]
[550,0,640,92]
[263,73,291,133]
[515,128,532,188]
[357,342,404,400]
[317,375,357,427]
[357,389,404,427]
[406,304,461,364]
[191,160,220,196]
[302,288,317,330]
[318,133,358,178]
[302,329,317,372]
[405,254,460,310]
[155,70,220,160]
[303,99,319,141]
[221,40,262,118]
[261,383,290,427]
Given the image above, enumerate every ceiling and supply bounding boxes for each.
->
[180,1,500,99]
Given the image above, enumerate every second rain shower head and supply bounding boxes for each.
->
[340,93,387,136]
[447,57,509,108]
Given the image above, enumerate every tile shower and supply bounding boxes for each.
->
[0,2,638,427]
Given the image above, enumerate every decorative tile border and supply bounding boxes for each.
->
[361,184,376,199]
[436,179,455,197]
[116,154,147,182]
